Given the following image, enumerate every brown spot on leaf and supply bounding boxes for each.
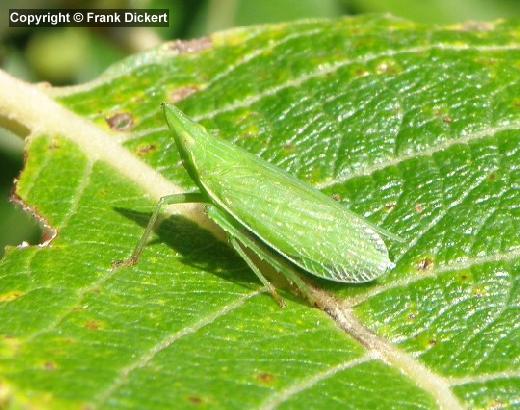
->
[283,142,295,153]
[0,291,25,302]
[442,115,453,125]
[442,115,453,124]
[417,257,434,271]
[384,203,396,212]
[57,337,77,346]
[433,108,452,125]
[187,396,203,405]
[166,37,212,54]
[257,372,275,384]
[84,320,104,331]
[488,172,497,182]
[136,144,157,156]
[355,69,370,77]
[169,86,200,103]
[428,339,437,347]
[331,193,342,202]
[476,57,498,67]
[415,203,424,214]
[456,271,474,285]
[105,112,134,131]
[44,361,57,371]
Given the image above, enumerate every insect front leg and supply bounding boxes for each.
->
[114,192,207,268]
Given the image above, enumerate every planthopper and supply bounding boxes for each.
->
[117,103,401,307]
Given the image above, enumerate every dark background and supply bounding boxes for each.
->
[1,0,518,255]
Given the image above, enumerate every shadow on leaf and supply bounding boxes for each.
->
[113,206,260,288]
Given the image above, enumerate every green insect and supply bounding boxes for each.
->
[119,103,401,307]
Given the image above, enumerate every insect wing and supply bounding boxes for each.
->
[193,136,392,282]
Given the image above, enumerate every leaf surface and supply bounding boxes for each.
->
[0,15,518,409]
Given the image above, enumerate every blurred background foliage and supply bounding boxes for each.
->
[1,0,519,256]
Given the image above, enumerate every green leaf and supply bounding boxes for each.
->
[343,0,520,24]
[0,15,518,409]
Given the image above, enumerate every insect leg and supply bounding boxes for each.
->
[233,232,321,307]
[229,238,286,307]
[115,192,207,267]
[207,206,320,307]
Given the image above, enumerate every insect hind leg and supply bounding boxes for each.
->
[207,206,319,307]
[229,238,286,308]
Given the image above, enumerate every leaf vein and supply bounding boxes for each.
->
[448,371,520,386]
[347,247,520,307]
[91,289,263,408]
[193,44,520,123]
[259,355,374,410]
[317,122,520,189]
